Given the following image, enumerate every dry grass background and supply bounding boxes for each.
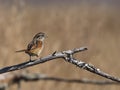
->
[0,2,120,90]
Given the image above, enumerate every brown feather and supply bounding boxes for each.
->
[16,49,26,52]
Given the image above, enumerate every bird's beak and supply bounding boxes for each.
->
[45,35,48,38]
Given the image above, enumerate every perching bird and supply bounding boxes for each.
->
[16,32,46,61]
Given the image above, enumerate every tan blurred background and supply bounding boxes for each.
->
[0,0,120,90]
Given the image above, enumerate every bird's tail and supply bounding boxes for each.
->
[15,49,26,53]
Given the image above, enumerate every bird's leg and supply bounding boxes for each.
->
[29,56,32,62]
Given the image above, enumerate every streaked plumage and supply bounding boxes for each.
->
[16,32,46,61]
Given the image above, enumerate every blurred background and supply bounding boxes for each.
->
[0,0,120,90]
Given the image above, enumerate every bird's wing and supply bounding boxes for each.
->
[27,41,37,51]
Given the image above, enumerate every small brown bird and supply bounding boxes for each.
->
[16,32,46,61]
